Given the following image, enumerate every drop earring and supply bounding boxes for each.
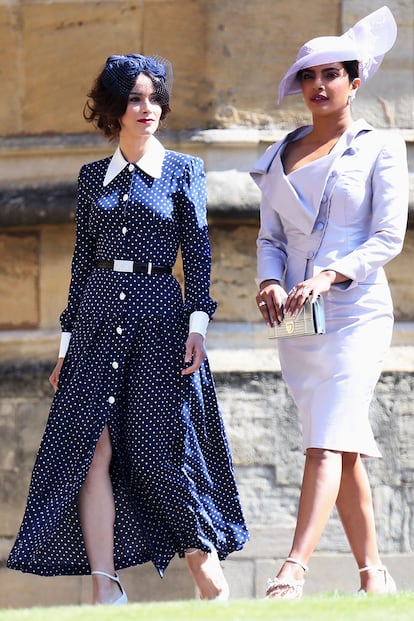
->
[348,90,356,104]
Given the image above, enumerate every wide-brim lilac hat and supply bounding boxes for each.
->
[278,6,397,103]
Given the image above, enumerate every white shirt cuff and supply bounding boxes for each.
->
[189,311,209,337]
[58,332,72,358]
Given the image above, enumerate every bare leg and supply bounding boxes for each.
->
[185,548,229,600]
[336,453,388,593]
[267,449,342,597]
[78,426,121,604]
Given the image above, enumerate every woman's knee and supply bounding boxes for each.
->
[306,447,341,460]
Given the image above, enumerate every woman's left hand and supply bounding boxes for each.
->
[181,332,207,375]
[284,271,336,316]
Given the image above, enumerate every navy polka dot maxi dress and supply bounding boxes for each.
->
[7,145,249,577]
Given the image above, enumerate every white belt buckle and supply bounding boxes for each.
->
[147,261,153,275]
[113,259,134,273]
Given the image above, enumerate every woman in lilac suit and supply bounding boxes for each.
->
[251,7,408,597]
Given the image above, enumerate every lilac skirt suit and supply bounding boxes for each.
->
[251,119,408,457]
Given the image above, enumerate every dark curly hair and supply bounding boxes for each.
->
[84,70,171,140]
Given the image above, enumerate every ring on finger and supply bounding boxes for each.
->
[258,301,267,307]
[301,287,310,296]
[288,286,297,295]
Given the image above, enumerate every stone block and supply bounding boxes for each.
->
[142,0,208,130]
[210,223,259,323]
[236,526,295,560]
[341,2,414,128]
[0,400,16,470]
[234,465,301,526]
[385,233,414,321]
[0,549,195,608]
[223,558,255,599]
[355,71,414,130]
[255,558,279,596]
[305,555,358,594]
[0,232,39,329]
[371,485,414,553]
[116,557,195,603]
[0,395,50,535]
[215,373,303,480]
[14,399,50,470]
[20,2,144,134]
[218,391,277,466]
[1,1,413,136]
[0,569,83,608]
[399,413,414,471]
[0,468,32,536]
[39,224,73,329]
[206,0,340,127]
[0,7,19,135]
[316,510,350,553]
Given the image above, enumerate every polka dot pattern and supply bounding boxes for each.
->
[7,151,249,577]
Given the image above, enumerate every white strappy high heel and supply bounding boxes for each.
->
[265,557,309,599]
[91,570,128,605]
[357,565,396,595]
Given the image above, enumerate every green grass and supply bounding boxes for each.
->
[1,594,414,621]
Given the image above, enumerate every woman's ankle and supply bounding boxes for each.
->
[278,557,308,581]
[185,548,228,600]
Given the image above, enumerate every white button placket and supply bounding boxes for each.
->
[109,169,132,409]
[110,288,127,405]
[121,165,134,250]
[121,191,129,219]
[108,357,120,406]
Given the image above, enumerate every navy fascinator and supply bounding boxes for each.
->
[101,53,172,97]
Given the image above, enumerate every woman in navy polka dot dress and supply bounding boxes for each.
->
[7,54,249,605]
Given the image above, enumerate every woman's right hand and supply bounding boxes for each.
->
[256,279,287,327]
[49,357,64,392]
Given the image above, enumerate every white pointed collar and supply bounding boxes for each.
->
[103,136,165,186]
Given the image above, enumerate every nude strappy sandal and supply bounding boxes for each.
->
[357,565,396,594]
[265,557,309,599]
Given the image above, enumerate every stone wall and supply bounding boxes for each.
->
[1,357,413,606]
[2,211,414,331]
[1,0,412,135]
[218,370,414,554]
